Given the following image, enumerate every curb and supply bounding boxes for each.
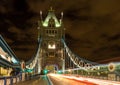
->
[47,75,53,85]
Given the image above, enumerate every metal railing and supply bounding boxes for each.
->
[63,68,120,82]
[0,73,41,85]
[0,73,23,85]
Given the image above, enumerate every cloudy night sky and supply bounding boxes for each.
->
[0,0,120,63]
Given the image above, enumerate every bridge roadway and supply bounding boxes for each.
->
[13,73,120,85]
[14,74,96,85]
[14,75,49,85]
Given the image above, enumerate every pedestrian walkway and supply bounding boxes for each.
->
[14,75,49,85]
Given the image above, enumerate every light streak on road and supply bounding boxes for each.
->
[49,73,120,85]
[48,73,97,85]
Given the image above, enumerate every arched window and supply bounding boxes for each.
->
[48,17,55,27]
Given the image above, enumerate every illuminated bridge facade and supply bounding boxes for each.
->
[0,8,120,85]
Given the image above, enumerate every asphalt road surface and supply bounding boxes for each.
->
[14,74,96,85]
[48,74,97,85]
[14,74,120,85]
[14,75,49,85]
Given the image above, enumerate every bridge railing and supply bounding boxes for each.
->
[0,73,23,85]
[0,72,42,85]
[63,67,120,82]
[0,57,20,68]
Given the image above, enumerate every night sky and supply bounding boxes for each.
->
[0,0,120,63]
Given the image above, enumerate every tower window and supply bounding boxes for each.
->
[48,41,56,49]
[46,30,48,34]
[55,30,57,34]
[52,30,54,34]
[48,17,55,27]
[48,44,56,49]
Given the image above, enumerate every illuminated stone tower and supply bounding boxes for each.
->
[38,7,65,71]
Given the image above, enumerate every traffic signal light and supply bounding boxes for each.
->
[43,69,48,74]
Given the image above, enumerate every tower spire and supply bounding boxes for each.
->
[61,12,63,19]
[60,12,63,24]
[49,6,54,12]
[40,10,43,21]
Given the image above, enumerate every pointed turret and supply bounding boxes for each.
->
[38,7,65,40]
[42,7,61,28]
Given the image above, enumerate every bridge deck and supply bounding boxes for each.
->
[13,74,120,85]
[14,75,49,85]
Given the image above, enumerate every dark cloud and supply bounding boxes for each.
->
[0,0,120,63]
[91,45,120,61]
[108,34,120,41]
[13,0,29,12]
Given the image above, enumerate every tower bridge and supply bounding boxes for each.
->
[0,8,120,85]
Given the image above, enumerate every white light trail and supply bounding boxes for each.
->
[49,74,120,85]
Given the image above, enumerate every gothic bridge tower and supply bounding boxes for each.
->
[38,7,65,71]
